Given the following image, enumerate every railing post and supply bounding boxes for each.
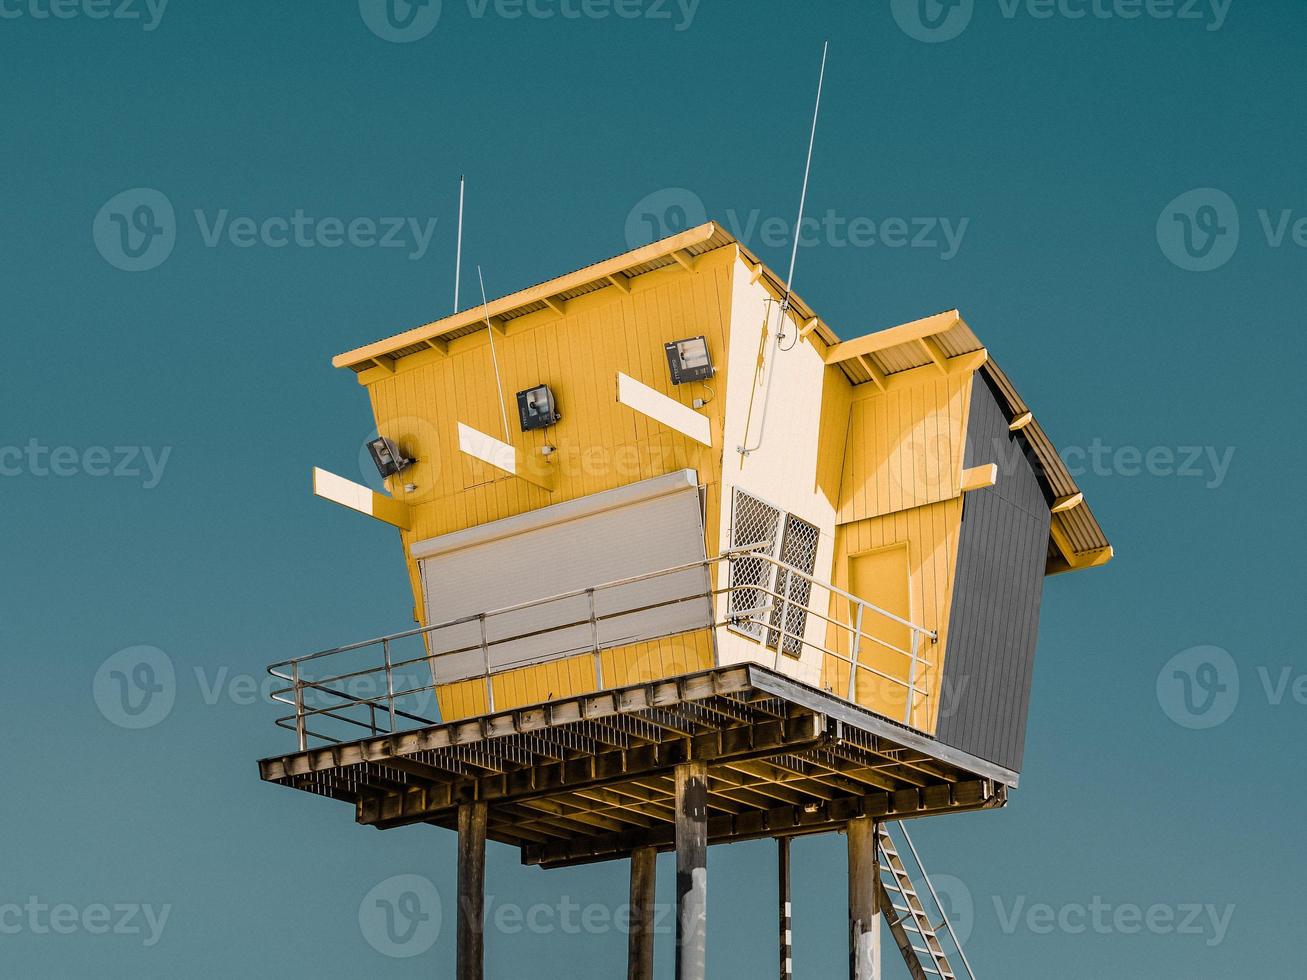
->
[588,588,604,690]
[291,661,306,751]
[846,604,865,703]
[904,629,920,728]
[382,638,397,735]
[773,570,797,668]
[479,613,495,714]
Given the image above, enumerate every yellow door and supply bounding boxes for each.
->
[847,544,912,720]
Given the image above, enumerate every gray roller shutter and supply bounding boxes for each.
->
[412,471,712,684]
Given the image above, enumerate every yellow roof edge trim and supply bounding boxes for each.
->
[332,221,842,372]
[824,309,962,365]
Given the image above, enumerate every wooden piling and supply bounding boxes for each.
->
[675,761,708,980]
[457,801,488,980]
[628,845,657,980]
[848,817,881,980]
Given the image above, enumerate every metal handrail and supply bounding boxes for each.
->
[893,821,979,980]
[268,547,938,749]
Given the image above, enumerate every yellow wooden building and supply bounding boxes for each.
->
[263,218,1113,980]
[311,220,1110,776]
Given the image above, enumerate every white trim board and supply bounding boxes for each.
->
[615,372,713,447]
[312,467,411,529]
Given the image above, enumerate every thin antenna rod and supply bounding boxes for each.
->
[478,265,511,442]
[782,38,828,305]
[454,175,465,314]
[738,40,828,457]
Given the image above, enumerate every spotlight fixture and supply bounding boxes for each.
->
[516,384,561,432]
[366,436,413,478]
[664,336,714,384]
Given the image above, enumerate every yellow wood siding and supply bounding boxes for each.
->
[823,497,963,734]
[814,365,854,511]
[434,630,716,720]
[823,370,978,732]
[836,373,972,524]
[361,249,735,718]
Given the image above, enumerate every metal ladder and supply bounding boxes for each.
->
[877,823,976,980]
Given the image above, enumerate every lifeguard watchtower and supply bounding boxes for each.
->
[258,221,1111,979]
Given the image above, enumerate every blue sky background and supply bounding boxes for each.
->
[3,1,1304,976]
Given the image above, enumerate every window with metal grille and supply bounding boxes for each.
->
[728,489,820,656]
[727,490,781,640]
[771,514,820,655]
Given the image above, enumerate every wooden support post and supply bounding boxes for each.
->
[779,837,793,980]
[848,818,881,980]
[628,846,657,980]
[675,761,708,980]
[457,801,488,980]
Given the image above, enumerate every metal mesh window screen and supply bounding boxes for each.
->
[770,515,820,655]
[728,490,782,640]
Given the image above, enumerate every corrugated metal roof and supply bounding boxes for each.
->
[980,359,1111,564]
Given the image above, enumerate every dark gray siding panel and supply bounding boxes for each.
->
[937,375,1051,773]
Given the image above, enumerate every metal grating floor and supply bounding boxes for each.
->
[259,666,1010,869]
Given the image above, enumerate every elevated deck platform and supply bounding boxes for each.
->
[259,664,1010,868]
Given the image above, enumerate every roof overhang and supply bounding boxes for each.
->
[332,222,841,375]
[827,309,1111,575]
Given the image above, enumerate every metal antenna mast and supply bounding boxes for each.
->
[478,265,511,442]
[738,39,829,457]
[781,38,828,322]
[454,175,466,314]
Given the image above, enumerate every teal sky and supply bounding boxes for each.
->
[4,1,1304,976]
